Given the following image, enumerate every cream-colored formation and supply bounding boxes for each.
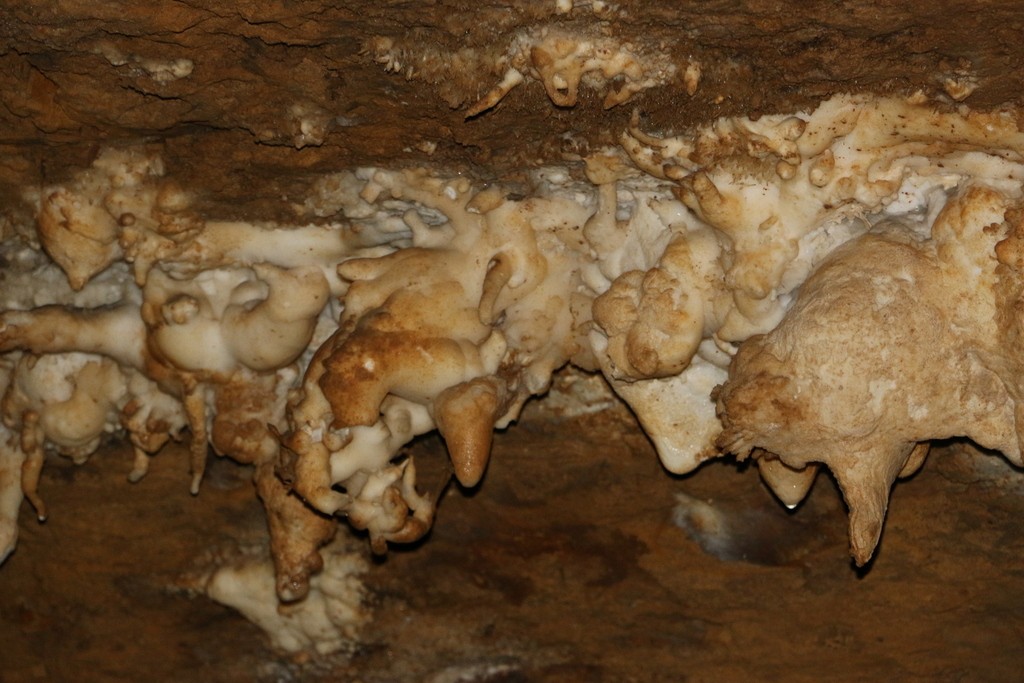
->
[717,186,1024,564]
[366,24,688,115]
[3,93,1024,650]
[203,536,368,655]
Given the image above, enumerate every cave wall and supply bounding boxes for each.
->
[3,3,1024,679]
[3,0,1023,219]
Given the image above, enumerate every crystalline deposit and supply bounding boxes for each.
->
[4,94,1024,650]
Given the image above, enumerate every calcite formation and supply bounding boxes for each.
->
[718,188,1024,564]
[3,93,1024,650]
[365,20,687,116]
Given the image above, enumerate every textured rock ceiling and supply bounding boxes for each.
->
[3,0,1024,218]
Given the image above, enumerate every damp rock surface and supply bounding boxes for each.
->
[3,0,1024,216]
[0,418,1022,682]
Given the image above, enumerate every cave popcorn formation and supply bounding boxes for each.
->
[3,94,1024,650]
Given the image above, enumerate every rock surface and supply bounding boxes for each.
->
[3,0,1024,216]
[3,2,1024,680]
